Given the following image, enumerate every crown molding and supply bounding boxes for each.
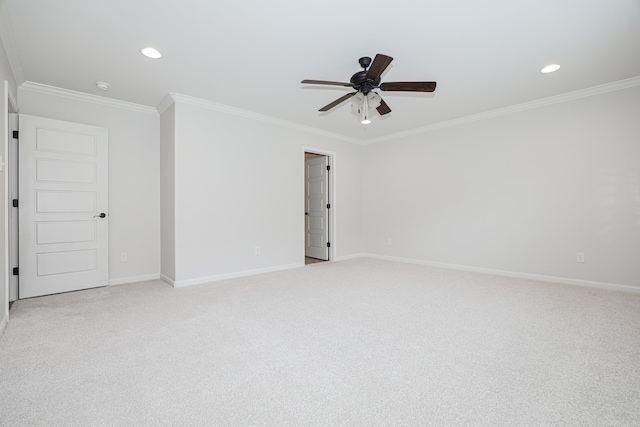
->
[0,0,25,85]
[156,93,175,115]
[16,73,640,145]
[19,81,158,115]
[7,80,17,110]
[364,76,640,145]
[162,92,363,145]
[164,76,640,145]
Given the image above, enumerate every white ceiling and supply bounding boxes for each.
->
[3,0,640,141]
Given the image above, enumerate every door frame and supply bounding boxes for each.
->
[302,147,335,262]
[5,82,17,307]
[8,111,17,301]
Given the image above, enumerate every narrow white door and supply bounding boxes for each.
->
[305,156,329,260]
[18,115,108,298]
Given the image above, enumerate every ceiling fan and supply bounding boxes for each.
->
[301,54,437,124]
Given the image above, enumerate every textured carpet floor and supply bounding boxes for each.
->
[1,258,639,426]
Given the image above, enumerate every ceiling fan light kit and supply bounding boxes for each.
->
[351,92,382,111]
[301,53,437,124]
[351,95,379,124]
[361,95,370,124]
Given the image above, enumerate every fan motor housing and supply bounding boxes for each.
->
[351,56,381,94]
[350,71,380,94]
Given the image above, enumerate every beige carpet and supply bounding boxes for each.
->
[1,258,639,426]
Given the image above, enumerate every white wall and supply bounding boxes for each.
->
[165,99,363,284]
[160,104,175,282]
[362,85,640,288]
[7,74,637,308]
[18,87,161,285]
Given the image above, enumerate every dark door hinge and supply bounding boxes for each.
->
[12,267,18,276]
[326,165,330,171]
[12,130,18,139]
[12,199,18,208]
[327,203,331,209]
[327,242,331,248]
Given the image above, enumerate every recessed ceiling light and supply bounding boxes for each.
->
[141,47,162,59]
[96,81,110,91]
[541,64,560,74]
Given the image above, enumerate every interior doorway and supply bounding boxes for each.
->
[304,151,332,265]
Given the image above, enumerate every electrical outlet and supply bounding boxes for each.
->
[387,238,392,246]
[576,252,584,263]
[255,246,261,255]
[120,252,128,262]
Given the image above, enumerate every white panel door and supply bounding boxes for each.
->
[305,156,329,260]
[19,115,108,298]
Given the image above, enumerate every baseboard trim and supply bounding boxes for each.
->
[109,274,161,286]
[171,262,305,288]
[335,253,367,262]
[362,254,640,294]
[160,274,176,287]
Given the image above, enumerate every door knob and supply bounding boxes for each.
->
[93,213,106,218]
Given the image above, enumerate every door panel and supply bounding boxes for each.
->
[305,155,329,260]
[19,115,108,298]
[36,159,96,183]
[37,250,97,276]
[36,190,97,213]
[35,128,97,155]
[36,221,96,245]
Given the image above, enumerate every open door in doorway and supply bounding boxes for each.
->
[304,152,329,264]
[18,115,109,298]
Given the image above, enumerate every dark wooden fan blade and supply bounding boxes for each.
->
[379,82,437,92]
[319,92,357,112]
[366,54,393,81]
[301,79,353,87]
[376,98,391,116]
